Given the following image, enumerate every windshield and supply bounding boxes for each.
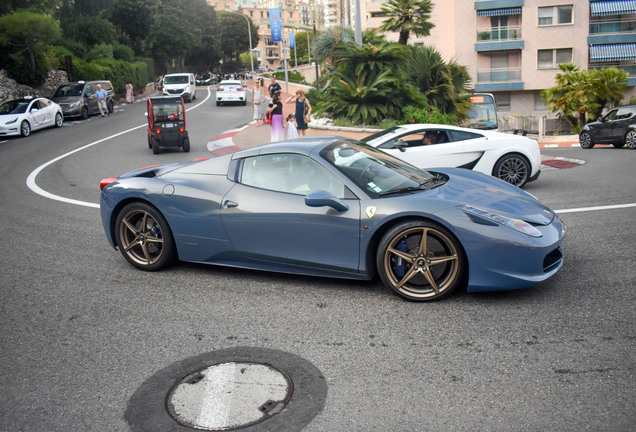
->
[53,84,84,97]
[320,141,437,197]
[360,126,401,145]
[164,75,189,84]
[0,100,29,114]
[152,103,184,122]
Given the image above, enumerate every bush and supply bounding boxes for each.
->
[402,105,458,126]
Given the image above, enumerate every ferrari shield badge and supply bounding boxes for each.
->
[366,206,377,218]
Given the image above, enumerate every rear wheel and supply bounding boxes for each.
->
[54,112,63,127]
[579,131,594,149]
[377,220,465,301]
[493,154,530,188]
[147,134,152,149]
[152,140,160,154]
[624,130,636,149]
[182,137,190,152]
[20,120,31,137]
[115,202,176,271]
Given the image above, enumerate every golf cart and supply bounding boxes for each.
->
[146,96,190,154]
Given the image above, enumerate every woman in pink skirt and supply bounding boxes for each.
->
[125,82,134,104]
[267,92,284,142]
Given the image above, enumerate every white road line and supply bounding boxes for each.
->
[555,203,636,214]
[25,89,212,209]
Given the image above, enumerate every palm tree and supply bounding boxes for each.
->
[379,0,435,45]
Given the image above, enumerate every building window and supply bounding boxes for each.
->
[370,11,387,18]
[538,48,572,68]
[538,5,573,26]
[534,92,547,110]
[495,93,511,110]
[249,10,253,16]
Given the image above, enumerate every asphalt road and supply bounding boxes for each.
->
[1,87,634,431]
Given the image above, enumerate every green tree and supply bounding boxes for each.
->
[402,45,470,117]
[217,11,259,71]
[0,9,61,85]
[378,0,435,45]
[312,27,353,65]
[542,63,628,130]
[110,0,160,54]
[0,0,61,16]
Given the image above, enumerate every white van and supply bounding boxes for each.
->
[162,73,196,102]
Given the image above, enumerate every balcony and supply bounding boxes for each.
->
[475,67,523,91]
[476,25,522,42]
[588,19,636,44]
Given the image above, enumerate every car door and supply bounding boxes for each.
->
[84,84,97,114]
[220,153,361,273]
[597,108,618,143]
[609,107,636,143]
[379,128,469,168]
[28,100,47,130]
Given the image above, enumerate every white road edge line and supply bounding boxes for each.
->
[555,203,636,214]
[26,89,212,209]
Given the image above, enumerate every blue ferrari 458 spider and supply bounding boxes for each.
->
[100,136,565,301]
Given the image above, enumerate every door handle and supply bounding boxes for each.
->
[224,200,238,208]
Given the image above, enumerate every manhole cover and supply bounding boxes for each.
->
[167,362,293,430]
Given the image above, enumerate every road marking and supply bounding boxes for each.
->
[26,89,212,208]
[555,203,636,214]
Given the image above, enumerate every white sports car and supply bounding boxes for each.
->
[0,97,64,137]
[361,124,541,188]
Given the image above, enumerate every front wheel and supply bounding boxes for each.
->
[81,106,89,119]
[54,112,63,127]
[107,100,114,113]
[624,130,636,149]
[20,120,31,137]
[493,154,530,188]
[579,131,594,149]
[115,202,176,271]
[377,220,465,301]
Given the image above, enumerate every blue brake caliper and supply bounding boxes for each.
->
[392,238,407,279]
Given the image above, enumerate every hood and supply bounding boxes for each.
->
[429,168,554,225]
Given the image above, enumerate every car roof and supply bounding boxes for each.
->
[231,135,358,159]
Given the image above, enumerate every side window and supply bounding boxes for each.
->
[396,133,426,148]
[605,109,618,121]
[449,130,484,142]
[616,107,635,120]
[84,85,93,96]
[241,153,346,198]
[39,99,50,107]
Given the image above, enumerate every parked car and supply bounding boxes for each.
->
[99,136,565,302]
[361,124,542,188]
[215,80,246,106]
[162,73,196,102]
[0,97,63,137]
[195,73,216,86]
[50,80,114,119]
[579,104,636,149]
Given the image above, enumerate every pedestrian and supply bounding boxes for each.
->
[285,90,312,136]
[285,113,298,139]
[252,79,266,126]
[268,76,281,98]
[95,84,109,116]
[267,92,284,142]
[125,82,134,104]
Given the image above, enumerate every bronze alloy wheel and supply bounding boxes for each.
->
[493,154,529,188]
[377,221,464,301]
[116,203,176,270]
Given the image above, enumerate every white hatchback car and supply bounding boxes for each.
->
[0,97,64,137]
[215,80,246,106]
[361,124,541,188]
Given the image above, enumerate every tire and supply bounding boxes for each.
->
[54,112,63,128]
[81,106,89,120]
[579,131,594,149]
[216,101,221,106]
[492,153,530,188]
[107,100,114,113]
[115,202,176,271]
[147,134,152,149]
[152,139,160,154]
[20,120,31,137]
[377,220,465,301]
[182,137,190,152]
[624,130,636,149]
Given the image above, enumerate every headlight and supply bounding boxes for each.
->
[70,101,80,108]
[460,205,543,237]
[6,117,18,124]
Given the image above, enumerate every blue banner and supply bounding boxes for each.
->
[289,33,295,49]
[269,8,282,42]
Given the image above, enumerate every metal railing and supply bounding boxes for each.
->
[476,68,522,82]
[476,26,522,42]
[589,19,636,35]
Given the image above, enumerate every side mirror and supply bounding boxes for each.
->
[395,142,408,152]
[305,190,349,212]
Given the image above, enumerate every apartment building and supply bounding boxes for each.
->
[362,0,636,131]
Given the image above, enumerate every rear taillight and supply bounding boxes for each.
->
[237,88,244,91]
[217,88,224,91]
[179,126,185,132]
[100,177,118,191]
[155,128,161,134]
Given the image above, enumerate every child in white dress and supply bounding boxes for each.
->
[285,113,299,139]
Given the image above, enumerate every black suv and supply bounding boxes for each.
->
[50,80,114,119]
[579,105,636,149]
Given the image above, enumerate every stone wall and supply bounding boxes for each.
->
[0,69,69,103]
